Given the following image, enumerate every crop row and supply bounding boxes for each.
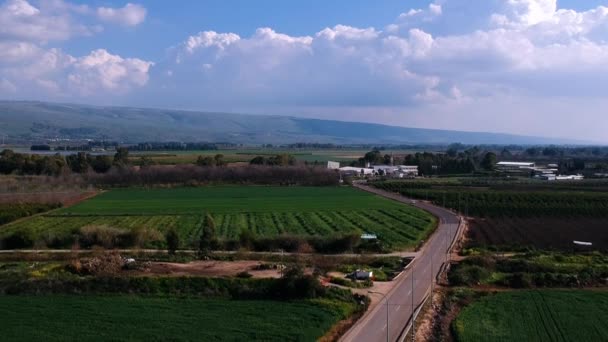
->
[454,290,608,342]
[1,208,435,250]
[373,182,608,217]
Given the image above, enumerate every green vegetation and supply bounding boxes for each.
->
[0,296,352,341]
[1,187,436,251]
[449,252,608,288]
[453,290,608,342]
[0,203,60,226]
[60,187,404,214]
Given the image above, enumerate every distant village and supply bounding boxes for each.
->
[328,160,585,181]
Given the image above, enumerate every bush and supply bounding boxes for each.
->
[448,265,490,286]
[78,225,131,249]
[507,272,533,288]
[1,230,36,249]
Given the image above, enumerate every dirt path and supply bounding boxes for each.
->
[130,260,291,278]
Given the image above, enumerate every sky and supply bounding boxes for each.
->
[1,0,608,142]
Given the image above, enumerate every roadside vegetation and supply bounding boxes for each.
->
[449,252,608,288]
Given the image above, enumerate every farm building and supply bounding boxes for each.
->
[397,165,419,177]
[338,166,375,176]
[372,165,419,177]
[327,161,340,170]
[373,165,399,175]
[496,161,536,171]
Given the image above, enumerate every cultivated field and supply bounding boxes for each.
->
[373,179,608,251]
[0,186,436,250]
[453,290,608,342]
[0,296,350,341]
[468,217,608,251]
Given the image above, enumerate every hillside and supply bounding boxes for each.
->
[0,101,578,145]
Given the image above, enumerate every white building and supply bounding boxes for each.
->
[496,161,536,173]
[397,165,419,176]
[373,165,399,175]
[338,166,375,175]
[327,161,340,170]
[555,175,584,181]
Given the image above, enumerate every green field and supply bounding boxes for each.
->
[0,186,436,250]
[453,290,608,342]
[0,296,349,341]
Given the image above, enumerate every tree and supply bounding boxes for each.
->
[250,156,266,165]
[268,154,296,166]
[113,147,129,166]
[214,154,226,166]
[481,152,497,171]
[90,155,113,173]
[166,228,180,255]
[66,152,90,173]
[363,149,383,165]
[239,228,256,250]
[198,214,218,258]
[138,156,155,168]
[196,156,216,167]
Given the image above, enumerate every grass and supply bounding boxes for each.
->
[1,186,436,250]
[453,290,608,342]
[60,187,408,215]
[0,295,352,341]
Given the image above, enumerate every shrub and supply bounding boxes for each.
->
[1,230,36,249]
[78,225,130,249]
[448,265,490,286]
[165,228,180,255]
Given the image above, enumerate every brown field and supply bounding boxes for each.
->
[467,217,608,251]
[130,260,309,278]
[0,191,97,206]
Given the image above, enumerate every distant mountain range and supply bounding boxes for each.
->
[0,101,587,145]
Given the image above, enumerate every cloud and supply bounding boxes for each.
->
[0,0,152,99]
[0,0,93,42]
[68,49,153,95]
[97,3,146,27]
[143,0,608,141]
[0,44,152,97]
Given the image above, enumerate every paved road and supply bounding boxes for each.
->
[341,183,461,342]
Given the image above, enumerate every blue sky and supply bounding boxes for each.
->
[1,0,608,142]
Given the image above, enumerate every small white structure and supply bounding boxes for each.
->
[360,233,377,240]
[353,270,373,280]
[327,161,340,170]
[555,175,584,181]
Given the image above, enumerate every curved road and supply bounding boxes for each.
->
[341,183,461,342]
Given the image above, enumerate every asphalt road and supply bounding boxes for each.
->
[341,183,461,342]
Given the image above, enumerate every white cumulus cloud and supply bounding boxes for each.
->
[97,3,146,27]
